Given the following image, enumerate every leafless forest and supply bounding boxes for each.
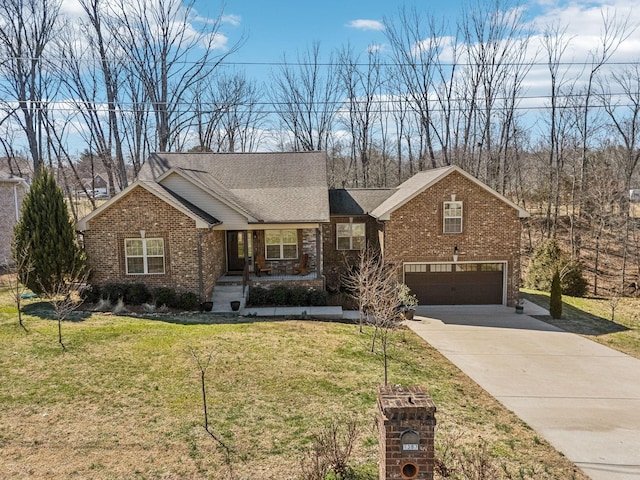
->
[1,0,639,295]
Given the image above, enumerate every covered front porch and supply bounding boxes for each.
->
[223,226,322,279]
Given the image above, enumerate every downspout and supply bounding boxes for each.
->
[316,227,324,278]
[14,183,20,221]
[242,230,249,296]
[197,230,204,302]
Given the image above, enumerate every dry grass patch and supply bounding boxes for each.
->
[1,289,585,479]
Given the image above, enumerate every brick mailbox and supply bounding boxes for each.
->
[377,385,437,480]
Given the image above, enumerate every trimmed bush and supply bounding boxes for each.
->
[102,283,127,302]
[289,286,309,306]
[248,286,269,306]
[153,287,177,308]
[124,283,151,305]
[307,288,328,306]
[269,285,290,305]
[178,291,200,310]
[247,285,329,307]
[82,284,101,304]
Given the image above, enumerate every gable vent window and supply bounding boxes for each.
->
[125,238,165,274]
[443,201,463,234]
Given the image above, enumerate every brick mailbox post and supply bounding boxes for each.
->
[377,385,437,480]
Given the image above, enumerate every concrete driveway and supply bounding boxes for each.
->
[407,302,640,480]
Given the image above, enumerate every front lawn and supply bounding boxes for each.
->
[0,286,585,479]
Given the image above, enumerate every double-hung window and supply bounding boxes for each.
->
[125,238,165,274]
[443,201,463,233]
[336,222,366,250]
[265,229,298,260]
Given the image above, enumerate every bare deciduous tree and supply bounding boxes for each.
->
[0,0,61,173]
[188,345,234,478]
[110,0,242,153]
[40,267,89,351]
[599,63,640,291]
[270,42,340,152]
[343,246,401,385]
[338,45,384,187]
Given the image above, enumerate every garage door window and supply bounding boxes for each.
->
[430,264,452,272]
[481,263,503,271]
[456,263,477,272]
[444,201,463,233]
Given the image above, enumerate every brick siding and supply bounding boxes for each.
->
[323,215,382,268]
[383,171,522,305]
[83,186,217,298]
[377,385,436,480]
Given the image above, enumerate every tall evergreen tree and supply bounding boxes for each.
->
[13,169,85,294]
[550,270,563,319]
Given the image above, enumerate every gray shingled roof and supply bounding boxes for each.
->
[329,188,395,215]
[370,165,529,219]
[139,152,330,223]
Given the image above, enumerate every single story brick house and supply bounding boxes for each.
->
[0,175,29,266]
[77,152,529,306]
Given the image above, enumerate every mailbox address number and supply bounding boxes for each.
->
[400,429,421,455]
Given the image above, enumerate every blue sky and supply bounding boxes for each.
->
[191,0,640,85]
[46,0,640,153]
[195,0,467,78]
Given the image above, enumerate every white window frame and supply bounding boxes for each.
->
[443,201,463,233]
[336,222,366,250]
[125,238,165,275]
[265,229,298,260]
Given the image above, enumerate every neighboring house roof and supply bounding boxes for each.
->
[370,165,530,220]
[0,158,32,183]
[139,152,330,223]
[77,180,220,230]
[329,188,395,215]
[0,175,29,185]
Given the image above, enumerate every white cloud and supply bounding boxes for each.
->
[346,19,385,31]
[367,43,386,54]
[60,0,86,19]
[222,14,242,27]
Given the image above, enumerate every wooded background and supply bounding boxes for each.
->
[1,0,639,296]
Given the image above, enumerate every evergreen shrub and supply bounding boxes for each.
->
[525,239,588,297]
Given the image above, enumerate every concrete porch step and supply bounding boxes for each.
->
[210,284,246,313]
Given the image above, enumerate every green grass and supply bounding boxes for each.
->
[521,289,640,359]
[0,286,586,479]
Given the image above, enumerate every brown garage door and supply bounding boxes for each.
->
[405,263,504,305]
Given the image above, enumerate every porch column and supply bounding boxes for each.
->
[315,227,322,276]
[243,230,250,286]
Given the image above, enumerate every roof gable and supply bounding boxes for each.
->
[370,165,529,220]
[77,180,220,230]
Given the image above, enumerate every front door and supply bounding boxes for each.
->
[226,231,249,272]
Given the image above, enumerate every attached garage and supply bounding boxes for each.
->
[404,262,506,305]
